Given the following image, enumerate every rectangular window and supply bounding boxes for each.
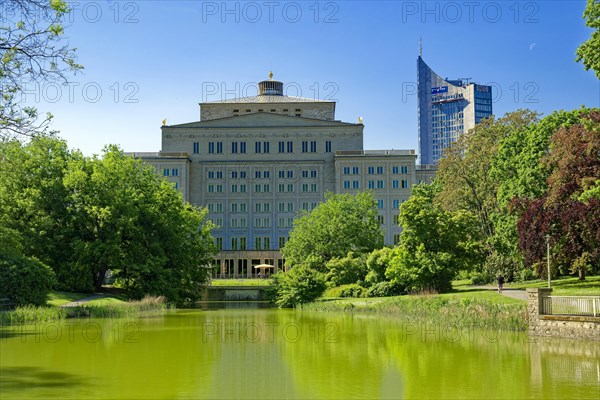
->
[240,171,246,179]
[216,184,223,193]
[302,183,309,192]
[278,203,285,212]
[377,166,384,174]
[263,184,270,192]
[302,141,308,153]
[392,180,399,189]
[278,217,285,228]
[310,183,317,192]
[163,169,170,177]
[393,215,400,225]
[231,203,238,213]
[263,142,270,153]
[278,141,285,153]
[264,237,270,250]
[240,184,247,193]
[215,237,223,250]
[263,218,270,228]
[287,170,293,178]
[231,238,238,251]
[172,168,179,176]
[377,199,384,209]
[287,141,293,153]
[231,184,238,193]
[255,203,262,213]
[255,141,262,153]
[310,141,317,153]
[302,170,309,178]
[402,180,409,189]
[352,180,360,189]
[240,142,246,153]
[352,167,359,174]
[393,234,400,245]
[392,166,399,174]
[278,183,285,193]
[263,171,270,179]
[193,142,199,154]
[255,237,262,250]
[368,180,375,189]
[278,236,286,249]
[255,170,261,179]
[287,183,294,192]
[368,166,375,175]
[232,142,238,154]
[393,199,400,209]
[240,237,247,250]
[278,170,285,179]
[287,203,294,212]
[343,167,350,175]
[217,142,223,154]
[401,166,408,174]
[377,180,384,189]
[310,170,317,178]
[377,215,384,225]
[231,171,238,179]
[325,141,332,153]
[208,184,214,193]
[255,184,261,193]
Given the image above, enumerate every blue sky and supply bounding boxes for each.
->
[17,0,600,155]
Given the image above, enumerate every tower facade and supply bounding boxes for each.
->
[417,56,492,165]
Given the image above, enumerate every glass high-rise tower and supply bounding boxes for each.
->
[417,56,493,165]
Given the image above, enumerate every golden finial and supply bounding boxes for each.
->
[162,118,167,126]
[268,71,273,80]
[358,116,363,124]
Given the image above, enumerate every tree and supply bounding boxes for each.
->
[1,0,82,138]
[0,254,56,306]
[365,247,393,286]
[386,182,485,293]
[272,266,326,308]
[517,110,600,280]
[282,192,383,271]
[576,0,600,78]
[64,146,216,304]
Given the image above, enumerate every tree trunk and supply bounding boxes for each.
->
[578,267,586,281]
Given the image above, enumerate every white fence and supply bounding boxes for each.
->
[542,296,600,317]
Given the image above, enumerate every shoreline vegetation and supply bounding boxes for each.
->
[0,295,169,325]
[302,293,529,331]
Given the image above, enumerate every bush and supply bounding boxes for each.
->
[272,267,326,308]
[0,254,56,306]
[366,281,403,297]
[338,283,367,298]
[325,252,367,287]
[518,267,537,282]
[470,271,494,285]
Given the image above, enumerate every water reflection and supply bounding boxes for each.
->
[0,309,598,399]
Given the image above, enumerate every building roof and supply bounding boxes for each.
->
[201,95,334,104]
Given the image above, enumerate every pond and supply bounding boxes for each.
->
[1,308,598,399]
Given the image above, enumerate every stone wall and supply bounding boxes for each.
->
[527,288,600,341]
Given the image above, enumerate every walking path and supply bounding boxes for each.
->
[61,293,110,307]
[471,285,527,301]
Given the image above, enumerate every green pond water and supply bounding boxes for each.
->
[1,307,598,399]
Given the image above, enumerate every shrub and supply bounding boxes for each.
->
[272,267,326,308]
[325,252,367,287]
[0,254,56,306]
[366,281,403,297]
[338,283,367,298]
[518,267,537,282]
[470,271,494,285]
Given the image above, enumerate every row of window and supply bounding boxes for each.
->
[163,168,179,177]
[206,169,319,180]
[208,201,318,215]
[193,141,333,155]
[208,183,320,194]
[342,166,410,175]
[342,180,410,190]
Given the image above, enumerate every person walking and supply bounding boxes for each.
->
[497,274,505,294]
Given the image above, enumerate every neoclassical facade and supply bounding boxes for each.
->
[132,75,435,277]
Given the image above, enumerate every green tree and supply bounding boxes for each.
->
[1,0,82,138]
[272,267,326,308]
[365,247,393,286]
[386,182,484,293]
[576,0,600,78]
[64,146,216,305]
[282,192,383,271]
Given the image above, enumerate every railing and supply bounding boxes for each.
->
[542,296,600,317]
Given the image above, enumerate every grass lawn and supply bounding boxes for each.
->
[506,275,600,296]
[85,296,128,306]
[211,278,273,287]
[46,291,90,306]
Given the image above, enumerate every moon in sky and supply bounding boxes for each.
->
[529,43,537,51]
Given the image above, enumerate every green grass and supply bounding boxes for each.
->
[1,296,168,325]
[211,278,273,287]
[46,291,90,306]
[506,275,600,296]
[304,293,528,331]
